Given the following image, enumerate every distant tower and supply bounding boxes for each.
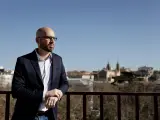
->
[116,61,120,76]
[106,62,111,82]
[106,62,111,71]
[116,61,120,71]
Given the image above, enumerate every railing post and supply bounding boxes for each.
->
[117,95,121,120]
[100,95,103,120]
[154,96,158,120]
[83,95,86,120]
[5,93,10,120]
[135,95,139,120]
[66,94,70,120]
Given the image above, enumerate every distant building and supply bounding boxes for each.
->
[106,62,121,83]
[138,66,153,71]
[0,66,4,73]
[82,72,94,79]
[136,66,154,77]
[91,62,121,83]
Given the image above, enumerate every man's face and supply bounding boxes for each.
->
[37,30,57,52]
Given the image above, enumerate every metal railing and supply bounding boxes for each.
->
[0,91,11,120]
[66,92,160,120]
[0,91,160,120]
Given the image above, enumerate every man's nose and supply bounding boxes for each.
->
[49,40,54,44]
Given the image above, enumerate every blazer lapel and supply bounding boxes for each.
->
[52,53,57,81]
[30,50,43,86]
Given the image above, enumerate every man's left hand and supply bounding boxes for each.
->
[45,89,63,100]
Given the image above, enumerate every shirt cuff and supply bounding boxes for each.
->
[42,91,46,101]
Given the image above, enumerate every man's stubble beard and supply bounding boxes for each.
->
[40,44,53,52]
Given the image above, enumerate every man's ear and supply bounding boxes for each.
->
[36,38,38,44]
[36,38,40,46]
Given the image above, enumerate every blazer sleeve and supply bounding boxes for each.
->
[58,57,69,95]
[11,57,43,102]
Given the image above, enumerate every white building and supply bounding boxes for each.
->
[82,72,94,79]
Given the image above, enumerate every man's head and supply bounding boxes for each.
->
[36,27,57,52]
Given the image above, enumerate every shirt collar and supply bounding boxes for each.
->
[35,49,52,61]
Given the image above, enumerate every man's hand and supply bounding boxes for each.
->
[45,97,58,109]
[45,89,63,100]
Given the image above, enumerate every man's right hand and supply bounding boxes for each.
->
[45,89,63,100]
[45,97,58,108]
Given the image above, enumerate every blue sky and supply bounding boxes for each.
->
[0,0,160,71]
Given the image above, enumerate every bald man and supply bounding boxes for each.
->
[11,27,69,120]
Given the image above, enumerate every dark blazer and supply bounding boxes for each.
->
[11,50,69,120]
